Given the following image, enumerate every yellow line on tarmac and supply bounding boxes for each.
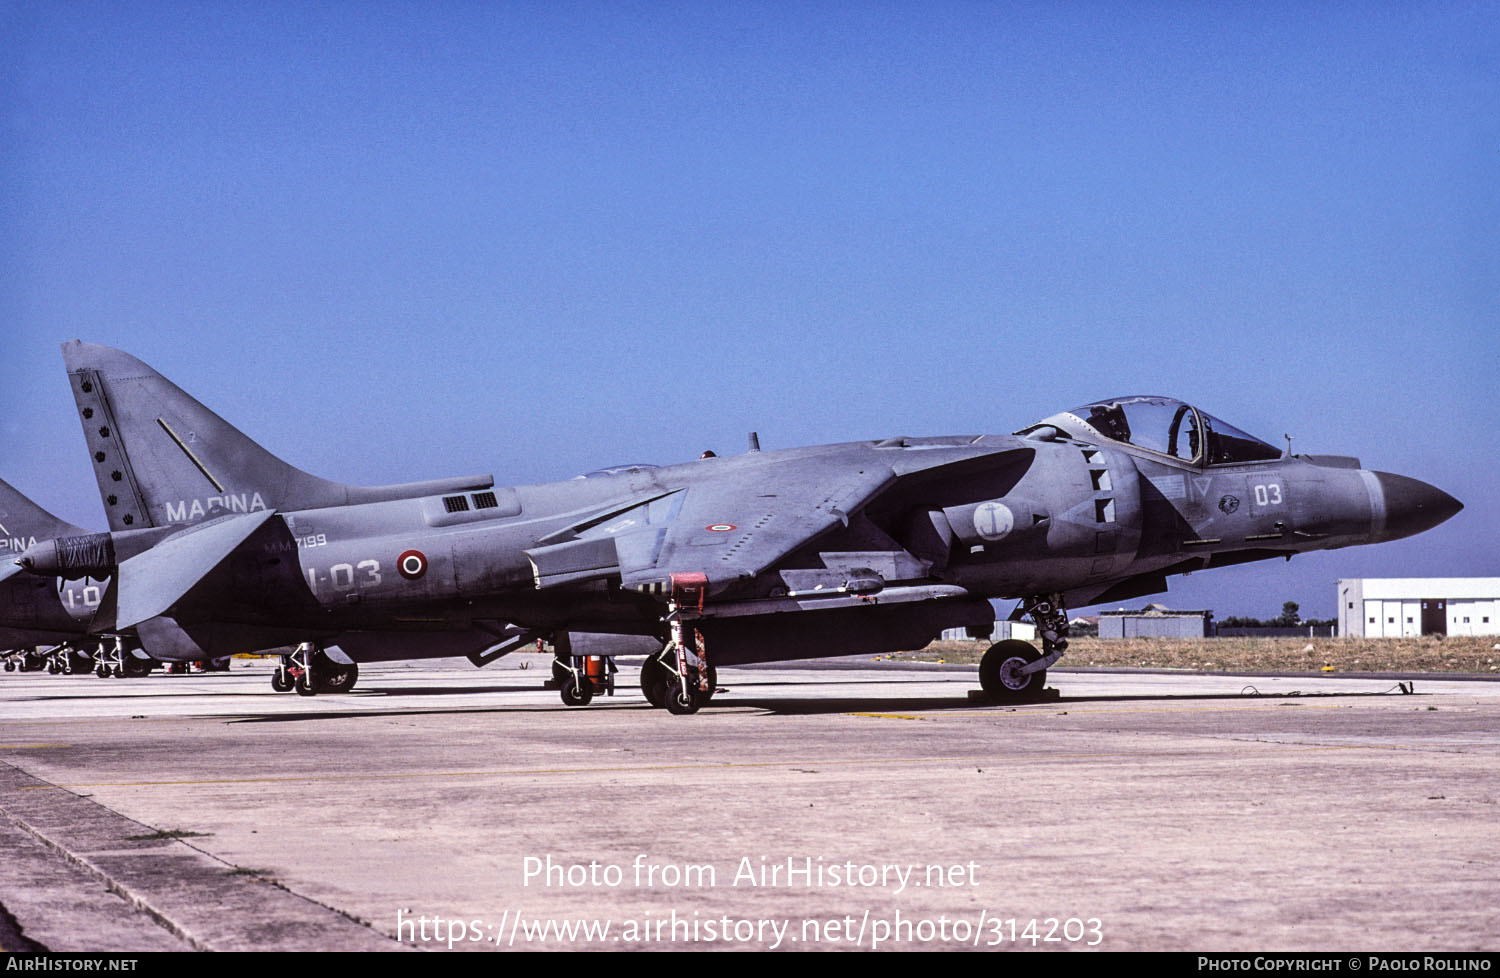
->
[15,744,1412,790]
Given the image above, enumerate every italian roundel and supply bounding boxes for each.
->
[397,549,428,580]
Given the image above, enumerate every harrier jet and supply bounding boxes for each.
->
[6,344,1461,713]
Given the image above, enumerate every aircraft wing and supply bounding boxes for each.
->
[628,461,900,596]
[526,446,1034,598]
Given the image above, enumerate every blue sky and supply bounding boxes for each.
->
[3,1,1496,619]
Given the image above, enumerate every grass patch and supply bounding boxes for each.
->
[896,636,1500,674]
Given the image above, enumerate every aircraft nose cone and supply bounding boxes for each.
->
[1374,471,1463,541]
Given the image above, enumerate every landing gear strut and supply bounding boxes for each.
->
[47,645,89,676]
[978,593,1070,704]
[550,636,616,707]
[650,574,715,715]
[272,643,359,695]
[92,636,128,679]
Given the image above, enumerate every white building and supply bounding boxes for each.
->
[940,621,1036,642]
[1338,578,1500,638]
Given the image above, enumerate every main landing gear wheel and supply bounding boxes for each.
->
[295,673,317,696]
[978,640,1047,704]
[641,657,715,710]
[640,655,674,708]
[271,669,294,692]
[314,659,358,693]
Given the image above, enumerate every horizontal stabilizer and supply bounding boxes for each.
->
[115,510,277,628]
[0,477,90,542]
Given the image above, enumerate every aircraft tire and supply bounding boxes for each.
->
[560,674,593,707]
[978,640,1047,704]
[295,674,317,696]
[665,685,700,715]
[314,660,359,693]
[271,669,294,692]
[640,655,673,708]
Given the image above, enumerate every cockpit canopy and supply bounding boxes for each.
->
[1024,396,1283,466]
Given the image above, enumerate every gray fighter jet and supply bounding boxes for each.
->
[10,345,1462,713]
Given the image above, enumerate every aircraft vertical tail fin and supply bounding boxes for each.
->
[61,342,493,529]
[0,477,89,560]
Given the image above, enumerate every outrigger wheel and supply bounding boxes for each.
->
[560,673,594,707]
[978,640,1048,703]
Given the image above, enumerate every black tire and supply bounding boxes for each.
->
[665,685,700,716]
[314,661,359,693]
[978,640,1047,703]
[560,674,594,707]
[3,660,13,672]
[640,655,674,708]
[271,669,294,692]
[295,673,317,696]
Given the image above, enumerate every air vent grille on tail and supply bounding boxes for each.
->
[69,368,151,530]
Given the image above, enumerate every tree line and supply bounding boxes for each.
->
[1217,601,1336,629]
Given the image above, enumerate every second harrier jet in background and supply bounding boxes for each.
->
[6,343,1460,713]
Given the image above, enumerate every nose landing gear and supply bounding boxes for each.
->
[978,593,1070,704]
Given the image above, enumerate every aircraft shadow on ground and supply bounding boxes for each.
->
[721,686,1419,716]
[222,685,1416,723]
